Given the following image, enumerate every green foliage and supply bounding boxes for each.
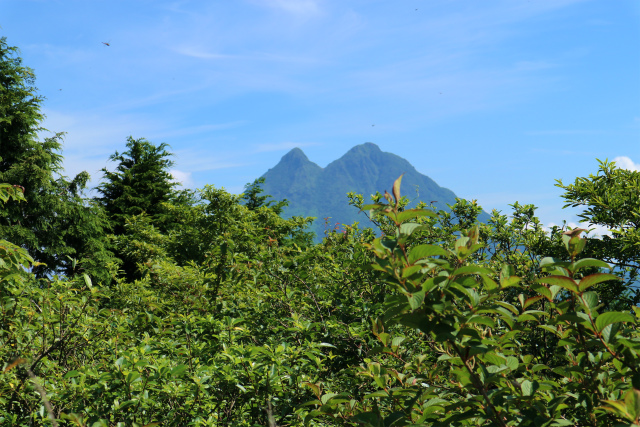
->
[303,176,640,427]
[241,177,287,215]
[95,136,177,235]
[95,137,179,279]
[556,159,640,307]
[3,38,640,426]
[0,38,115,280]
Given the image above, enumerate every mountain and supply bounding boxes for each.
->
[261,142,489,239]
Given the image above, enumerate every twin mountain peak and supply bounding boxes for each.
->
[260,142,487,238]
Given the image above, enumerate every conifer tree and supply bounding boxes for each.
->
[0,37,114,279]
[95,137,178,235]
[95,137,178,279]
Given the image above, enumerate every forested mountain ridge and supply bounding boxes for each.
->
[261,142,490,238]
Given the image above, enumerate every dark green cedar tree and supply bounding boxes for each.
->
[95,137,178,279]
[95,136,177,235]
[0,37,114,280]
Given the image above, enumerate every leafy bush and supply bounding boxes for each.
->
[303,176,640,427]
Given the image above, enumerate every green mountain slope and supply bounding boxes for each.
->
[261,142,489,239]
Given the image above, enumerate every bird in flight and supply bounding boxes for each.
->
[102,41,110,46]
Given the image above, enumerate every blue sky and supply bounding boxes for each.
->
[2,0,639,230]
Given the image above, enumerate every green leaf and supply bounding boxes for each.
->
[580,291,599,309]
[466,315,495,328]
[407,244,449,264]
[571,258,611,272]
[521,380,534,396]
[578,273,621,291]
[540,257,571,269]
[595,312,635,333]
[396,209,436,223]
[407,288,426,310]
[484,352,506,366]
[170,365,188,378]
[626,389,640,421]
[399,223,423,236]
[500,275,521,289]
[321,393,338,404]
[535,276,578,293]
[538,325,562,338]
[361,203,385,211]
[392,174,403,205]
[64,370,81,379]
[83,273,93,289]
[531,284,552,300]
[402,265,423,278]
[452,265,493,276]
[523,296,544,309]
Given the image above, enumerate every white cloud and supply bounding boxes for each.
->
[252,0,322,17]
[613,156,640,171]
[255,141,320,152]
[170,169,194,187]
[526,130,604,136]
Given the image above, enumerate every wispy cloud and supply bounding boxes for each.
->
[249,0,322,17]
[172,45,320,64]
[170,169,194,187]
[149,122,247,140]
[613,156,640,171]
[526,130,605,136]
[172,148,248,173]
[255,141,320,153]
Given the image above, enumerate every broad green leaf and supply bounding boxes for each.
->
[522,380,534,396]
[408,244,449,264]
[406,288,426,310]
[580,291,599,309]
[171,365,188,378]
[578,273,620,292]
[364,390,390,399]
[397,209,436,223]
[361,203,385,211]
[321,393,337,404]
[539,257,571,269]
[506,356,519,371]
[83,273,93,289]
[571,258,611,272]
[452,265,493,276]
[399,223,423,236]
[599,400,631,419]
[466,315,495,328]
[595,312,635,333]
[402,265,423,278]
[535,276,578,293]
[64,370,81,379]
[484,352,506,366]
[531,284,552,300]
[481,275,499,291]
[495,301,519,315]
[500,275,521,289]
[524,296,544,309]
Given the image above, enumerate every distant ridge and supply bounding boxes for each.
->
[261,143,489,239]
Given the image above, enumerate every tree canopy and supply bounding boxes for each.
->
[2,37,640,427]
[0,37,114,279]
